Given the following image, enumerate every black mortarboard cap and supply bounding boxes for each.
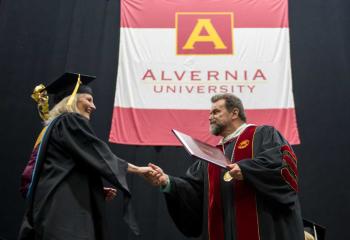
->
[45,72,96,105]
[303,219,326,240]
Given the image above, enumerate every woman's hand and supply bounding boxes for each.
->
[127,163,154,176]
[103,187,117,201]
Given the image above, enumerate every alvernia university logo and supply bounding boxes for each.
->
[176,12,234,55]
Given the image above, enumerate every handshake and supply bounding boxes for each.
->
[134,163,170,187]
[104,163,169,201]
[133,162,243,186]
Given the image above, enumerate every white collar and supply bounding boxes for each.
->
[220,123,254,144]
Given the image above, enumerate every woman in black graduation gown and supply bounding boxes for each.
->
[18,73,149,240]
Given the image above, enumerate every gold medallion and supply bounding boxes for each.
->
[223,171,233,182]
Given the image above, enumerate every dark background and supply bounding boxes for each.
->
[0,0,349,239]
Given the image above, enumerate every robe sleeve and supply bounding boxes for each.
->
[53,112,130,195]
[237,125,299,208]
[164,160,204,237]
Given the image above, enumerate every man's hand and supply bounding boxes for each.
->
[227,163,243,180]
[103,187,117,201]
[145,163,169,187]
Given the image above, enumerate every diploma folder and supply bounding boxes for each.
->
[172,129,230,169]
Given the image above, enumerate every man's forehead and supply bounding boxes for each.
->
[211,99,226,109]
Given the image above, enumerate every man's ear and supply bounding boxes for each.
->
[231,108,239,120]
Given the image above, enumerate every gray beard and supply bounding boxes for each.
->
[210,123,224,136]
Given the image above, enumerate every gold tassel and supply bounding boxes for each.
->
[31,84,49,121]
[66,74,81,108]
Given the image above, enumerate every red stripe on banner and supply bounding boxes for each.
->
[109,107,300,146]
[121,0,289,28]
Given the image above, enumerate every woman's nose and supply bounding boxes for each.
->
[91,102,96,110]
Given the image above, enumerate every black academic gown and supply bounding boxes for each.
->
[18,113,137,240]
[164,125,304,240]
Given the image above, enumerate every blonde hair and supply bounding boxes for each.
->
[45,94,81,124]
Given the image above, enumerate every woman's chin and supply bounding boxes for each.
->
[81,113,91,120]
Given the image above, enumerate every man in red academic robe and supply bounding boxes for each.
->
[147,93,304,240]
